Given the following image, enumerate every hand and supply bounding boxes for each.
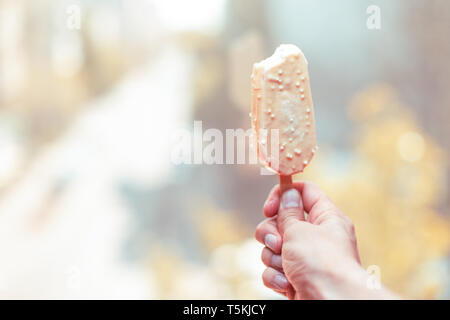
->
[255,181,398,299]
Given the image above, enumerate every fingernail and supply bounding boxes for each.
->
[272,255,282,268]
[280,188,301,209]
[273,274,288,290]
[264,234,277,251]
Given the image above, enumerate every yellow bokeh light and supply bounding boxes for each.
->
[397,131,425,162]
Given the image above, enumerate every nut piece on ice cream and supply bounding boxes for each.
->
[250,44,317,176]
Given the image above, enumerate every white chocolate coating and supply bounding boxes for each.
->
[251,44,317,175]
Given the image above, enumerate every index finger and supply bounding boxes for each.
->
[263,184,281,217]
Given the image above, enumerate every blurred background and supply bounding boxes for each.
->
[0,0,449,299]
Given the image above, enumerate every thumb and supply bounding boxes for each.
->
[277,188,305,235]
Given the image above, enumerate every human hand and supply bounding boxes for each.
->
[255,181,398,299]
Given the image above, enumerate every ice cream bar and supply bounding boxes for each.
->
[250,44,317,179]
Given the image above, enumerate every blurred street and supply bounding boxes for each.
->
[0,0,449,299]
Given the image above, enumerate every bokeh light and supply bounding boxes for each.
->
[0,0,449,299]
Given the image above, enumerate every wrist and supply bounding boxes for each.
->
[306,260,363,299]
[308,261,398,300]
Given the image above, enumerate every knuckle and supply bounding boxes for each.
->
[283,223,300,241]
[261,248,271,265]
[256,220,265,230]
[348,220,355,232]
[281,242,301,264]
[305,180,318,189]
[262,269,271,286]
[261,249,267,264]
[254,225,264,241]
[279,208,300,222]
[255,220,279,244]
[343,216,355,231]
[255,220,267,233]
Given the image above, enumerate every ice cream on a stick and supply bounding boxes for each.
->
[250,44,317,192]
